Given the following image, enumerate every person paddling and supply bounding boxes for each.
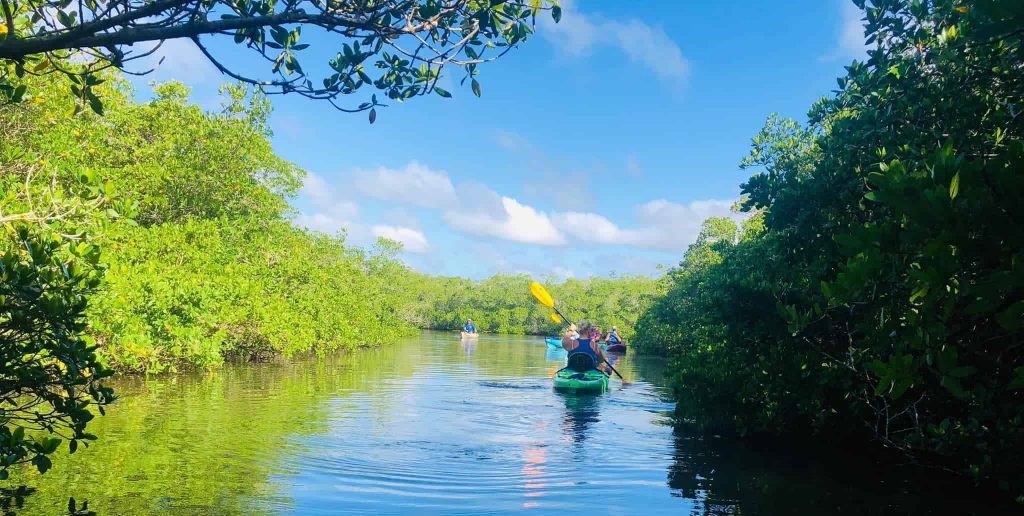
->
[565,323,579,340]
[463,319,477,335]
[607,326,622,344]
[562,320,609,374]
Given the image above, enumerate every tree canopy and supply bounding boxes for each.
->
[0,0,560,118]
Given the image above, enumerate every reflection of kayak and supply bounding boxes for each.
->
[553,369,609,394]
[544,337,562,347]
[544,346,567,363]
[460,332,479,339]
[605,343,626,353]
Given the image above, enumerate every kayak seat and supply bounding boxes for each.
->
[566,352,597,373]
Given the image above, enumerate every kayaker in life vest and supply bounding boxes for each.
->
[607,326,621,344]
[562,320,608,373]
[463,319,477,334]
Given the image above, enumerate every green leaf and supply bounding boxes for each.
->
[995,301,1024,331]
[434,87,452,98]
[941,375,968,400]
[12,426,24,442]
[1008,367,1024,390]
[32,455,52,474]
[88,94,104,115]
[552,5,562,23]
[471,79,481,97]
[41,437,61,453]
[270,26,289,46]
[949,366,977,378]
[949,171,960,199]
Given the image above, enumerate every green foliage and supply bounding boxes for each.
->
[0,148,115,481]
[635,0,1024,498]
[3,76,415,376]
[404,273,660,338]
[0,0,560,117]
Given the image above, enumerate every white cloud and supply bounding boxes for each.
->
[146,38,219,84]
[839,1,869,58]
[444,195,565,246]
[494,129,531,152]
[541,0,688,83]
[294,211,354,235]
[609,19,689,82]
[552,199,738,252]
[821,1,869,62]
[300,172,341,209]
[626,155,643,177]
[542,0,598,54]
[552,266,575,280]
[292,199,360,237]
[372,225,429,253]
[293,172,362,238]
[353,161,456,209]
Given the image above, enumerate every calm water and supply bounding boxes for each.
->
[1,332,1011,514]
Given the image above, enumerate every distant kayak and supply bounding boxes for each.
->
[605,343,626,353]
[544,337,562,347]
[553,369,609,394]
[460,332,479,339]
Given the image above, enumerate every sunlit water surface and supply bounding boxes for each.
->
[2,332,1010,515]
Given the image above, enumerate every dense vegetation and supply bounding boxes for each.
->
[635,0,1024,500]
[401,273,660,338]
[3,77,416,375]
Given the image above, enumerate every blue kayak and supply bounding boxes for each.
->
[544,337,562,348]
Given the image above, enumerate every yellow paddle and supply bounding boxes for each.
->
[529,281,628,383]
[549,312,563,324]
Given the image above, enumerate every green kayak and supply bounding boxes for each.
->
[552,369,609,394]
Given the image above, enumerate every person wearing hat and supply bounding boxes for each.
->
[565,323,579,340]
[463,319,477,335]
[607,326,622,345]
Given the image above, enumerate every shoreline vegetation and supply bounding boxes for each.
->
[632,1,1024,504]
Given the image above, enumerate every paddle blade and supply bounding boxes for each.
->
[549,312,562,324]
[530,281,555,308]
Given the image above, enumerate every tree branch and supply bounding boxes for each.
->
[0,7,386,59]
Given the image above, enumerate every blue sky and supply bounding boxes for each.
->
[135,0,868,279]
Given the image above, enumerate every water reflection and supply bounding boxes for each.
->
[2,331,1009,515]
[544,345,566,363]
[665,427,1022,516]
[558,393,602,447]
[520,434,547,510]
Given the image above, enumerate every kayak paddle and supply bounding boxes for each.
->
[529,281,628,384]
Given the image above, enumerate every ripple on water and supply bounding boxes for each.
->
[260,336,684,515]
